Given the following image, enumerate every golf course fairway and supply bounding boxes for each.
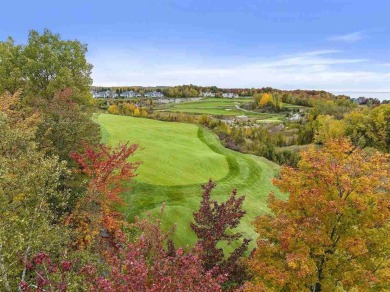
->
[97,114,287,251]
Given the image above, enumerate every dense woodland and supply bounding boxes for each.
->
[1,30,389,291]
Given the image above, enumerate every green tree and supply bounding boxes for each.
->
[22,29,93,105]
[0,38,25,95]
[314,115,345,144]
[0,93,71,290]
[36,88,100,164]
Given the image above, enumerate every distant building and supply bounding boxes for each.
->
[222,92,239,98]
[120,91,142,98]
[93,91,117,98]
[144,91,164,98]
[202,91,216,97]
[288,112,303,122]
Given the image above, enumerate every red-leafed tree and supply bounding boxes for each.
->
[21,212,223,291]
[191,179,251,287]
[67,142,139,249]
[20,252,86,291]
[82,214,223,292]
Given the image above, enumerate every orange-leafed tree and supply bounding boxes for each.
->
[68,143,139,249]
[246,138,390,291]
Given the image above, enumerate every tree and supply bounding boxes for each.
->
[108,104,120,115]
[344,104,390,152]
[82,213,223,292]
[67,143,139,249]
[20,252,87,291]
[1,29,94,105]
[314,115,345,144]
[0,38,25,95]
[259,93,274,108]
[0,93,71,290]
[246,139,390,291]
[191,180,251,287]
[36,88,100,164]
[369,104,390,152]
[140,108,148,117]
[133,107,140,117]
[23,29,93,104]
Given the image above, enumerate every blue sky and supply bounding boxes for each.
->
[1,0,390,91]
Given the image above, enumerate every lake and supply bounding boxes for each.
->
[330,91,390,101]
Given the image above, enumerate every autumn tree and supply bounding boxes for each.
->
[36,88,100,164]
[314,115,345,144]
[253,92,282,112]
[191,180,251,287]
[108,104,120,115]
[67,143,139,249]
[82,213,223,291]
[344,104,390,152]
[259,93,274,108]
[0,93,71,290]
[20,252,87,291]
[246,139,390,291]
[133,107,141,117]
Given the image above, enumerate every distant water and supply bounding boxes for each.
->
[330,91,390,101]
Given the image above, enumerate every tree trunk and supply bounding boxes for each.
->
[312,282,322,292]
[0,245,11,292]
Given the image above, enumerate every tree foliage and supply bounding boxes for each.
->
[0,93,71,290]
[36,88,100,164]
[344,104,390,152]
[0,29,93,105]
[67,143,139,249]
[0,38,25,95]
[82,214,223,292]
[314,115,345,144]
[191,180,251,287]
[246,138,390,291]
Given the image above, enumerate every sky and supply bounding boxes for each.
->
[1,0,390,91]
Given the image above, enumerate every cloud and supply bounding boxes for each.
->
[258,50,367,68]
[328,31,365,43]
[89,49,390,91]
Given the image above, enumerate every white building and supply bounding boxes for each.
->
[93,91,117,98]
[144,91,164,98]
[202,91,216,97]
[120,91,142,98]
[222,92,239,98]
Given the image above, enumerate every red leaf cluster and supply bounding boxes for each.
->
[68,142,139,249]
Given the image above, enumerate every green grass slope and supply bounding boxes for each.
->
[98,114,228,185]
[97,114,287,250]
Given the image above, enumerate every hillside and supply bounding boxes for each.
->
[97,113,287,249]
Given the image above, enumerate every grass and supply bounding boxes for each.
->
[97,113,287,251]
[158,97,286,121]
[98,114,228,185]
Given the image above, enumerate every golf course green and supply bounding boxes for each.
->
[97,113,287,250]
[158,97,286,121]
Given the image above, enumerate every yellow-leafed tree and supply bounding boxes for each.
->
[246,138,390,292]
